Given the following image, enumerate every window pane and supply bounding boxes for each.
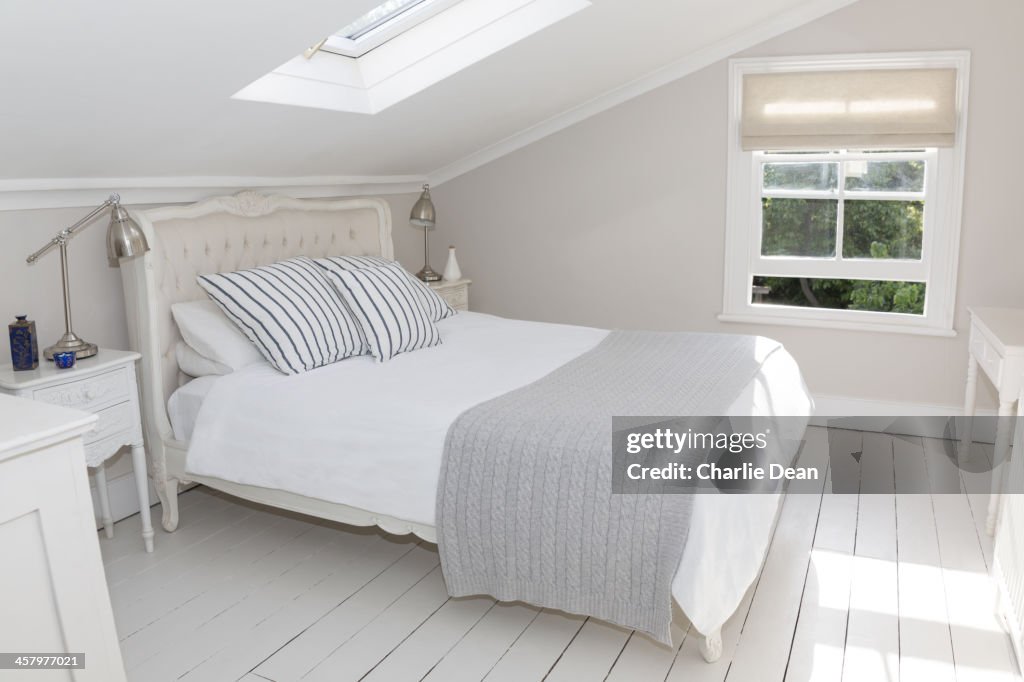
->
[761,198,837,257]
[752,276,925,315]
[842,200,923,259]
[338,0,430,40]
[844,160,925,192]
[763,162,838,191]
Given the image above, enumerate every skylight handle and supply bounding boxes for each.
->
[303,37,328,59]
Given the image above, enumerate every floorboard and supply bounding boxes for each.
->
[841,431,900,682]
[481,609,586,682]
[421,602,540,682]
[543,618,632,682]
[893,435,956,682]
[723,425,829,682]
[102,428,1019,682]
[253,543,440,682]
[784,438,858,682]
[301,566,452,682]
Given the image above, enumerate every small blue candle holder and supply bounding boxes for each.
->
[53,351,76,369]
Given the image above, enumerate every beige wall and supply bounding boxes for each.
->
[432,0,1023,409]
[0,191,420,521]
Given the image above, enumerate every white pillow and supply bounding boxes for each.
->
[197,256,367,375]
[171,299,264,372]
[316,256,456,322]
[325,263,441,362]
[175,341,232,377]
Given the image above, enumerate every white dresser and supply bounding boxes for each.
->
[0,350,154,552]
[0,394,127,682]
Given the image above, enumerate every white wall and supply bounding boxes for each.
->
[0,191,424,524]
[432,0,1023,410]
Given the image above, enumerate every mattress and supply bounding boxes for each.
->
[171,311,812,635]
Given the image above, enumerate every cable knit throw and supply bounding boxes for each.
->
[437,331,783,644]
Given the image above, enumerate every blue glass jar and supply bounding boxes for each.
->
[53,351,76,369]
[9,315,40,371]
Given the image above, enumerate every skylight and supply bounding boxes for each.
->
[235,0,591,115]
[338,0,431,41]
[323,0,460,58]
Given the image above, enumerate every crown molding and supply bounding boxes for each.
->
[0,175,427,211]
[427,0,858,186]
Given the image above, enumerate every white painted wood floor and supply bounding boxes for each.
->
[101,427,1022,682]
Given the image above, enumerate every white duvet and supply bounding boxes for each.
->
[176,311,812,636]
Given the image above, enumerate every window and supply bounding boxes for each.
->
[236,0,591,114]
[755,148,932,316]
[338,0,432,40]
[721,52,970,336]
[322,0,462,58]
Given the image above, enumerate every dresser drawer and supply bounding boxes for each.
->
[32,367,130,412]
[84,401,137,446]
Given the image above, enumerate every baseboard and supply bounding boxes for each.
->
[812,393,998,443]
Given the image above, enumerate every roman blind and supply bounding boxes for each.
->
[741,68,958,151]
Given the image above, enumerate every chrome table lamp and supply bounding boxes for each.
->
[410,184,441,282]
[25,193,150,360]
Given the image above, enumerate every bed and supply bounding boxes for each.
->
[121,191,813,662]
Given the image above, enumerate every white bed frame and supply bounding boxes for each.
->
[120,191,723,661]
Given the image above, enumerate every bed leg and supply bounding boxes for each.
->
[700,628,723,663]
[155,476,181,532]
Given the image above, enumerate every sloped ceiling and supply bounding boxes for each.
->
[0,0,855,182]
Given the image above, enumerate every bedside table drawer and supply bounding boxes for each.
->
[83,432,130,469]
[84,401,136,446]
[440,286,469,311]
[32,366,130,412]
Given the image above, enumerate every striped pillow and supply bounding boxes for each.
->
[315,256,455,322]
[197,257,367,375]
[325,263,441,363]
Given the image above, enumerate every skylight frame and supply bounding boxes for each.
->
[322,0,463,58]
[235,0,592,116]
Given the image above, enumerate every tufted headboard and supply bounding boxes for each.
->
[120,192,393,483]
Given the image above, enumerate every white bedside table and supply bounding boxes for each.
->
[963,307,1024,535]
[0,349,154,552]
[429,278,472,311]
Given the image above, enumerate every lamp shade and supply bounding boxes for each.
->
[106,204,149,266]
[409,184,436,228]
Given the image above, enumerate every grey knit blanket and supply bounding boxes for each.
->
[436,330,782,645]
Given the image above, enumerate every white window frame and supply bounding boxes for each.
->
[720,51,970,337]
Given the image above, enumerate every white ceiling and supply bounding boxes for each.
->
[0,0,853,182]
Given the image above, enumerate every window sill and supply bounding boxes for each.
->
[717,312,957,337]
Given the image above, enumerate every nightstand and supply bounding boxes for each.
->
[429,278,472,312]
[963,307,1024,535]
[0,349,154,552]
